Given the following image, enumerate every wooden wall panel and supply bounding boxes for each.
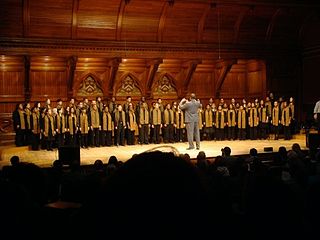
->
[76,0,119,40]
[29,0,73,38]
[203,5,242,44]
[247,71,263,95]
[0,0,23,37]
[189,72,215,99]
[121,0,163,42]
[238,6,273,44]
[30,71,67,101]
[0,71,24,97]
[0,56,25,111]
[0,103,19,113]
[220,72,247,99]
[163,2,204,43]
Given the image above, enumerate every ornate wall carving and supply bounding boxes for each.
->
[153,74,177,98]
[77,75,103,97]
[116,75,142,97]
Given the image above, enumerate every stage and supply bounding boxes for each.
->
[0,134,307,169]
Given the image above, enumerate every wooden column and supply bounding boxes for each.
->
[146,58,163,97]
[67,56,77,99]
[24,55,31,101]
[215,59,236,98]
[182,59,201,96]
[108,57,121,97]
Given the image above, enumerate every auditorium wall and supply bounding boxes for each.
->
[0,55,267,142]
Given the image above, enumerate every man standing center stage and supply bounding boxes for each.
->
[314,99,320,134]
[179,93,201,150]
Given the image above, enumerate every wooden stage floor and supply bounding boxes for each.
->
[0,134,307,169]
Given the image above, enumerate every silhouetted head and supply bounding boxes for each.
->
[108,155,118,166]
[250,148,258,157]
[93,159,104,171]
[10,156,20,167]
[222,147,231,156]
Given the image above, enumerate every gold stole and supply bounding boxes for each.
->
[205,110,213,127]
[238,110,246,129]
[139,108,149,124]
[32,112,40,134]
[272,107,279,126]
[91,109,100,128]
[164,109,174,124]
[259,107,267,123]
[175,111,184,129]
[128,110,136,131]
[103,111,112,131]
[290,104,294,119]
[80,113,89,134]
[44,115,55,137]
[265,101,272,116]
[281,107,291,126]
[227,110,236,127]
[152,109,161,125]
[25,108,31,129]
[18,110,26,130]
[198,110,203,130]
[249,108,258,127]
[215,111,225,129]
[68,114,77,135]
[56,114,65,133]
[115,110,126,125]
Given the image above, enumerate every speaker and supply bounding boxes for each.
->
[264,147,273,152]
[58,146,80,166]
[307,133,320,150]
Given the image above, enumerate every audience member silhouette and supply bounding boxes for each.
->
[71,151,219,239]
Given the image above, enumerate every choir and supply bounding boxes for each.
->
[12,94,296,150]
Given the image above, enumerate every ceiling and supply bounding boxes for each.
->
[0,0,319,47]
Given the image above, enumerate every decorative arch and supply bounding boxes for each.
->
[115,73,142,97]
[152,73,178,98]
[265,8,283,41]
[76,73,103,97]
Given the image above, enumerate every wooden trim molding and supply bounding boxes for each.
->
[0,37,300,59]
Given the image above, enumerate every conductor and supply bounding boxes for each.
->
[314,99,320,133]
[179,93,201,150]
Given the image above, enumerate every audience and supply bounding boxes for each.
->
[0,143,319,239]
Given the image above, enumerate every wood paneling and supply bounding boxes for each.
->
[220,72,246,99]
[162,2,205,43]
[0,0,23,37]
[0,56,25,103]
[0,0,315,44]
[190,72,215,98]
[238,6,274,44]
[121,0,163,42]
[77,0,120,40]
[29,56,67,101]
[30,71,67,99]
[29,0,73,38]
